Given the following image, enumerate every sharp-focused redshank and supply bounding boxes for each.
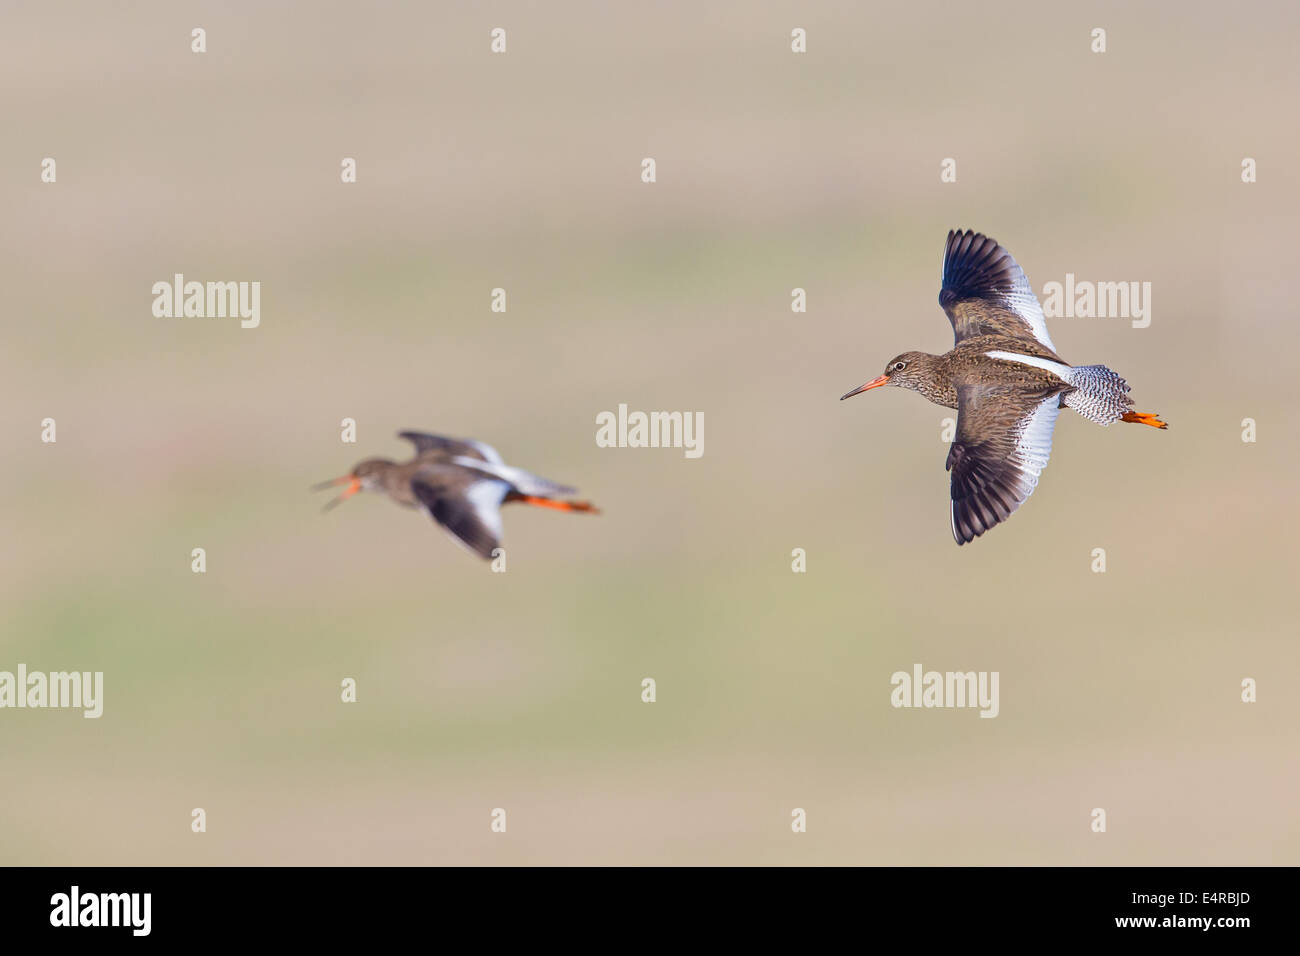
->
[841,229,1167,545]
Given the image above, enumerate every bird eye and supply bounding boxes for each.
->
[893,361,906,371]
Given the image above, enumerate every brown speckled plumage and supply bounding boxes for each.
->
[841,230,1167,545]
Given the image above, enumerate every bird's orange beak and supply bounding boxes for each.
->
[840,375,889,400]
[313,475,362,511]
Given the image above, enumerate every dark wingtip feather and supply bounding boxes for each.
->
[940,229,1013,309]
[946,439,1029,545]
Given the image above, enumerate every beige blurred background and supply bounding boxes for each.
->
[1,1,1297,865]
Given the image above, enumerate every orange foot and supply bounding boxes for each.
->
[513,494,601,514]
[1121,411,1169,429]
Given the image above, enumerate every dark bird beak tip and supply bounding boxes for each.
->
[840,375,890,401]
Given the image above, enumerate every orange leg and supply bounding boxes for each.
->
[1121,411,1169,429]
[511,494,601,514]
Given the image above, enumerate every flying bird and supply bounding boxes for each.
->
[314,431,599,559]
[841,229,1167,545]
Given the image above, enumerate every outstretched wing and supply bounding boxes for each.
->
[410,467,511,560]
[448,456,577,498]
[946,385,1062,545]
[939,230,1056,352]
[397,430,503,465]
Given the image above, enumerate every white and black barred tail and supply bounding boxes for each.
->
[1061,364,1134,425]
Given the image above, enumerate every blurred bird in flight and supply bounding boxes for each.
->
[315,431,599,560]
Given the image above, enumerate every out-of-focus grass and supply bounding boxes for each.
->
[1,0,1297,864]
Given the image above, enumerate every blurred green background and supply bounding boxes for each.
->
[2,1,1297,865]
